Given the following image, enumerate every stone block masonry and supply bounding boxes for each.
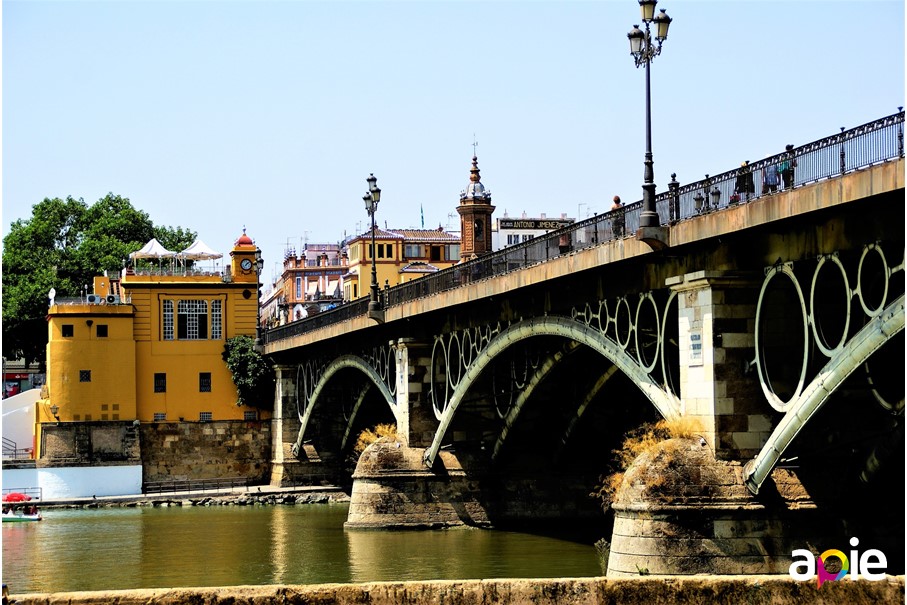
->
[140,420,271,484]
[10,576,904,605]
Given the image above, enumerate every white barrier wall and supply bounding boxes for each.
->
[2,466,142,500]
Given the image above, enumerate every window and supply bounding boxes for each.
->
[84,414,92,421]
[199,412,213,422]
[101,414,109,421]
[353,284,358,298]
[199,372,212,392]
[79,370,91,382]
[96,324,108,338]
[154,373,167,393]
[153,412,167,422]
[244,411,258,421]
[522,234,534,242]
[211,300,222,340]
[295,277,302,299]
[507,234,520,245]
[112,404,119,411]
[62,324,74,337]
[101,404,108,411]
[386,244,393,258]
[404,244,422,258]
[377,244,385,259]
[162,300,174,340]
[177,300,208,339]
[447,244,460,259]
[430,246,441,262]
[112,414,119,420]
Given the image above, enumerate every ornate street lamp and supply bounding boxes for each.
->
[364,173,384,323]
[628,1,673,231]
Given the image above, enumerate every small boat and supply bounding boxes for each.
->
[2,506,42,522]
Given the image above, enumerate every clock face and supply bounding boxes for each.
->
[241,259,253,271]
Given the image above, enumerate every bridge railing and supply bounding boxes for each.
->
[264,111,904,344]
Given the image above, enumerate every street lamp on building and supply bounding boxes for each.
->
[628,0,673,234]
[363,173,384,324]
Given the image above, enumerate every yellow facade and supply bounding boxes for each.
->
[343,229,460,301]
[39,232,269,445]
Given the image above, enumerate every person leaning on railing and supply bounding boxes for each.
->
[779,144,797,190]
[610,195,625,238]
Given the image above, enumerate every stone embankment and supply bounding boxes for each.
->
[8,576,905,605]
[37,487,349,510]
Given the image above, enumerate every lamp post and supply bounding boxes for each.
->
[364,173,384,323]
[628,0,673,231]
[254,247,264,348]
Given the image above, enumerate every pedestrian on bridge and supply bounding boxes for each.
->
[780,144,797,190]
[611,195,625,238]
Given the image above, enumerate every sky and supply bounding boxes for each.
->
[3,0,905,288]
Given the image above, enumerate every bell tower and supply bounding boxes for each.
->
[456,155,495,260]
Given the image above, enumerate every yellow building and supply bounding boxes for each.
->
[39,231,269,443]
[343,228,460,302]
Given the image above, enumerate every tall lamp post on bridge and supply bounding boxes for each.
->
[628,0,673,242]
[364,173,385,324]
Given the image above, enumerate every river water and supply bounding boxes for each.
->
[2,503,602,594]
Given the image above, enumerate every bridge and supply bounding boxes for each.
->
[263,113,904,576]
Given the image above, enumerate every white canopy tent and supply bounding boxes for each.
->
[129,238,176,272]
[129,238,176,259]
[178,239,222,260]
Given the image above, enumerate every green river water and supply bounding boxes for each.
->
[1,503,602,594]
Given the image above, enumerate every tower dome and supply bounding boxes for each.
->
[235,228,254,246]
[460,156,491,202]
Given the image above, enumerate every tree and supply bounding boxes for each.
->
[222,336,275,410]
[1,193,196,366]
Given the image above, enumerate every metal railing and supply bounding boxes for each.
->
[2,487,43,500]
[142,476,251,495]
[2,438,33,460]
[264,111,904,345]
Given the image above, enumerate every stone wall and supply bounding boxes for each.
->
[139,420,271,484]
[39,421,141,466]
[10,576,905,605]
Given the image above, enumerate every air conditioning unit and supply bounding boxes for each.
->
[106,295,120,304]
[86,294,104,304]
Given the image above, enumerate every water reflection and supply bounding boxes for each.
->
[2,504,598,594]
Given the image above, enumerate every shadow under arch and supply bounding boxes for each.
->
[744,294,905,494]
[291,354,396,457]
[423,316,682,467]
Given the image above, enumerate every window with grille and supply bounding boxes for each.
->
[62,324,74,337]
[244,411,258,421]
[96,324,108,338]
[211,300,222,340]
[296,277,302,299]
[162,300,174,340]
[199,412,213,422]
[79,370,91,382]
[154,373,166,393]
[153,412,166,421]
[199,372,212,392]
[177,300,208,339]
[507,234,520,245]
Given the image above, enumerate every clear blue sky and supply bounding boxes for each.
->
[3,1,904,286]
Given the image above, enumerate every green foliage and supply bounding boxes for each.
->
[222,336,275,410]
[1,193,196,366]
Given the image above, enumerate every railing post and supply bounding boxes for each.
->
[839,126,846,175]
[668,173,680,223]
[898,107,904,157]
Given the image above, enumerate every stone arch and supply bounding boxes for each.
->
[423,316,682,467]
[291,355,396,457]
[744,294,904,494]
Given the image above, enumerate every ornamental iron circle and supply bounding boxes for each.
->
[809,253,852,358]
[755,264,809,412]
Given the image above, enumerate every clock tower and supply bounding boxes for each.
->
[230,228,259,283]
[457,155,495,261]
